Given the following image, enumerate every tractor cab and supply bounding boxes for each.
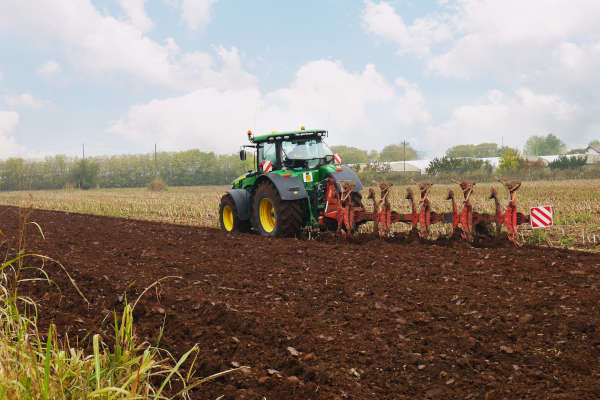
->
[244,128,334,173]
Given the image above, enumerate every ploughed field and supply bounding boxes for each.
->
[1,205,599,399]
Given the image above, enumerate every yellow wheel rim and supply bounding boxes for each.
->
[259,198,276,233]
[222,205,234,231]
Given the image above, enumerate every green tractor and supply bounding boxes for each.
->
[219,128,364,236]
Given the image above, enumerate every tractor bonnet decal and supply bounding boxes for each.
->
[530,206,553,228]
[303,172,313,183]
[334,153,342,165]
[261,160,273,173]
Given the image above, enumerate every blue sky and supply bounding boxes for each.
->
[0,0,599,159]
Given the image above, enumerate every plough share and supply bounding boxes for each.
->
[325,178,530,242]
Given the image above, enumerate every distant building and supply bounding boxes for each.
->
[585,144,600,163]
[388,161,424,174]
[586,144,600,154]
[349,160,429,175]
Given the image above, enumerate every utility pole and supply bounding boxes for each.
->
[81,143,85,189]
[154,143,157,177]
[402,140,407,174]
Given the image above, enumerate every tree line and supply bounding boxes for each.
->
[0,151,252,191]
[0,134,597,191]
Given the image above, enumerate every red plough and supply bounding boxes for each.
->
[326,178,531,242]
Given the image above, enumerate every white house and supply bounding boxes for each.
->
[585,144,600,164]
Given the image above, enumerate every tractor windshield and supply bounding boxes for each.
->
[282,138,333,169]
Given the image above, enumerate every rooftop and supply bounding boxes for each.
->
[587,144,600,153]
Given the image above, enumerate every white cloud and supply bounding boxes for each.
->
[117,0,154,32]
[362,0,600,152]
[0,0,176,86]
[3,93,46,109]
[363,0,600,83]
[0,111,26,159]
[262,60,430,148]
[179,46,257,90]
[36,60,62,80]
[0,0,223,89]
[109,60,431,153]
[423,88,582,154]
[362,0,452,56]
[109,87,262,152]
[180,0,219,30]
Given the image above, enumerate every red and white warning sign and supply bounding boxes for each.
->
[261,160,273,173]
[530,205,553,228]
[334,153,342,165]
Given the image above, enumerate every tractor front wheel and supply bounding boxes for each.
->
[253,182,302,237]
[219,194,250,233]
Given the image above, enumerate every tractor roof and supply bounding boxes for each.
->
[250,129,327,143]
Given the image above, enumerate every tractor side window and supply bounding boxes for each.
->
[258,142,278,167]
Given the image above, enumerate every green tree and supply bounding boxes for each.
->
[379,144,417,162]
[446,143,500,158]
[524,133,566,155]
[71,159,99,189]
[426,156,492,175]
[367,150,379,161]
[590,140,600,147]
[548,155,587,170]
[498,148,523,174]
[0,158,25,190]
[329,145,369,165]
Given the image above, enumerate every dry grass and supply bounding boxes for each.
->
[0,186,226,227]
[147,178,168,192]
[0,180,598,250]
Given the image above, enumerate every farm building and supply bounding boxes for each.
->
[585,144,600,163]
[388,161,425,174]
[350,160,434,175]
[349,161,425,174]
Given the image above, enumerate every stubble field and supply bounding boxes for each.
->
[0,179,598,250]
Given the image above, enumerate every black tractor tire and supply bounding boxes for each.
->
[219,194,251,233]
[253,181,302,237]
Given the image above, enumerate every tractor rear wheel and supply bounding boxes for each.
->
[219,194,250,233]
[253,182,302,237]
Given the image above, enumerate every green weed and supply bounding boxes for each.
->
[527,229,549,245]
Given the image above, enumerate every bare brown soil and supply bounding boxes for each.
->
[1,205,599,400]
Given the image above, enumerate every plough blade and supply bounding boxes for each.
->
[327,177,531,242]
[490,178,530,242]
